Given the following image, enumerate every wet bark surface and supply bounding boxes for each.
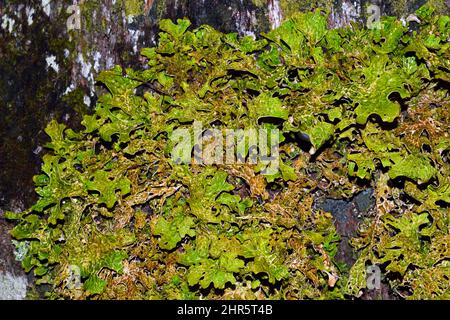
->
[0,0,447,298]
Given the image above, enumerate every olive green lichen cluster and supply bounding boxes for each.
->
[7,4,449,299]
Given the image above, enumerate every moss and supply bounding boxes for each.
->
[424,0,449,14]
[382,0,446,18]
[7,9,450,300]
[79,1,102,33]
[279,0,334,19]
[389,0,409,16]
[61,88,90,116]
[385,0,427,17]
[152,0,168,20]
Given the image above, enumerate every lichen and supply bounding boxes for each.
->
[123,0,145,17]
[6,4,449,300]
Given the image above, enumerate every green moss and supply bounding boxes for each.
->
[153,0,168,19]
[424,0,449,14]
[279,0,333,19]
[62,88,89,116]
[380,0,447,18]
[389,0,418,17]
[6,7,450,300]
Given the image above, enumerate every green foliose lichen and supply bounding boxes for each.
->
[6,4,450,300]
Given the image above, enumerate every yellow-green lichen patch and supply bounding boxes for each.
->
[251,0,267,8]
